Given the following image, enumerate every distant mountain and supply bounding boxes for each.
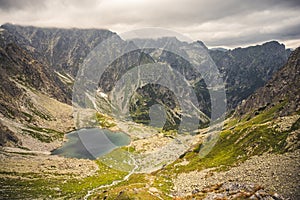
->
[96,37,212,131]
[210,47,228,52]
[0,23,115,78]
[119,39,291,124]
[0,23,290,112]
[209,41,290,110]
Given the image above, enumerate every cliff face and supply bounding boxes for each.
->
[236,47,300,117]
[0,43,71,103]
[1,23,115,77]
[210,41,290,110]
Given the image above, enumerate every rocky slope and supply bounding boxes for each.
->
[236,47,300,117]
[173,150,300,199]
[210,41,290,110]
[0,24,116,149]
[0,40,74,148]
[166,47,300,199]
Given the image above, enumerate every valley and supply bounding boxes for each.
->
[0,24,299,200]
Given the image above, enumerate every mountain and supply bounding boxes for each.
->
[0,42,73,148]
[209,41,290,110]
[0,23,115,77]
[236,47,300,118]
[0,24,117,149]
[0,24,293,149]
[0,24,299,200]
[210,47,228,52]
[95,37,212,131]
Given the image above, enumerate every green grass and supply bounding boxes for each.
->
[99,148,136,172]
[60,160,127,198]
[161,101,292,175]
[21,125,64,143]
[91,173,171,200]
[95,112,117,128]
[152,173,173,197]
[26,102,52,121]
[0,159,128,199]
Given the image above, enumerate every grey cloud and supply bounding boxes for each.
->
[0,0,299,48]
[0,0,45,11]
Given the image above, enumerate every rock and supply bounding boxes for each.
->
[53,187,61,192]
[149,187,159,193]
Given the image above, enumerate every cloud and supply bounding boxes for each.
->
[0,0,45,11]
[0,0,299,48]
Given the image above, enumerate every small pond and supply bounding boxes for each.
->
[52,128,130,159]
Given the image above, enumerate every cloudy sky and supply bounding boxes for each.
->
[0,0,300,48]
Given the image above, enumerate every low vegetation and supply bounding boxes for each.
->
[21,125,64,143]
[95,112,117,128]
[0,158,127,199]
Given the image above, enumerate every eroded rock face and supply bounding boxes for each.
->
[210,41,290,111]
[236,47,300,117]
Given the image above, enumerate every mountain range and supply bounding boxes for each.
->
[0,23,292,146]
[0,24,299,199]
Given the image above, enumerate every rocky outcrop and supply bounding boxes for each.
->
[0,43,71,103]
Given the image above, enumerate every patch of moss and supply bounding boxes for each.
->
[152,173,173,196]
[95,112,117,128]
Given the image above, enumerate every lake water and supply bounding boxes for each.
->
[51,128,131,159]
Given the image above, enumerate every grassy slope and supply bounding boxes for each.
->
[1,101,298,199]
[95,101,299,199]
